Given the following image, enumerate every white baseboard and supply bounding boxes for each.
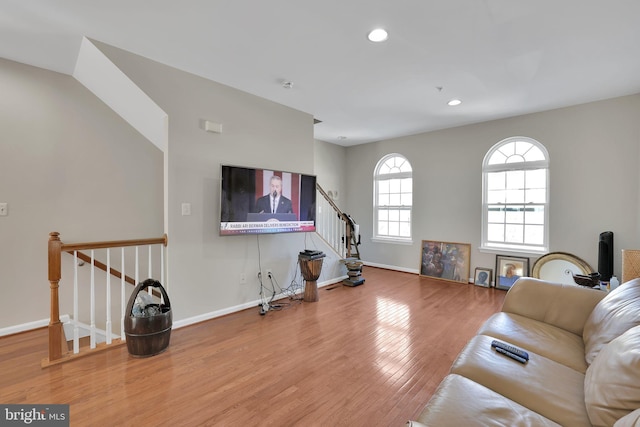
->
[1,277,351,337]
[363,260,419,275]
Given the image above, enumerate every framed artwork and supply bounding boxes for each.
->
[495,255,530,290]
[420,240,471,284]
[474,267,492,287]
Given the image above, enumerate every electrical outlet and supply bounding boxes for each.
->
[0,203,7,216]
[240,273,246,284]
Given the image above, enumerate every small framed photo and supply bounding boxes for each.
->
[495,255,530,290]
[474,267,492,287]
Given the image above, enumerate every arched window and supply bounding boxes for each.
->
[374,154,412,242]
[482,137,549,253]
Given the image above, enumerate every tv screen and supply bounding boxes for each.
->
[220,164,317,235]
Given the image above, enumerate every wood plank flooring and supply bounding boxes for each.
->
[0,267,505,426]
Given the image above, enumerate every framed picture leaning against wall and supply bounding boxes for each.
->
[495,255,529,290]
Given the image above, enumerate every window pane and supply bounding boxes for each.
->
[389,179,401,193]
[378,209,388,220]
[399,222,411,237]
[505,206,524,223]
[526,189,546,203]
[523,146,545,162]
[389,194,400,205]
[514,141,533,157]
[399,210,411,221]
[505,224,524,243]
[378,222,388,235]
[487,190,505,204]
[378,180,389,193]
[505,189,524,203]
[401,178,412,192]
[389,210,400,221]
[505,170,524,189]
[487,172,505,190]
[400,193,412,205]
[379,194,389,206]
[487,205,505,222]
[524,224,544,244]
[487,224,504,242]
[525,206,544,224]
[526,169,546,188]
[389,222,399,236]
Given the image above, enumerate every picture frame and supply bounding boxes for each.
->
[420,240,471,284]
[495,255,530,290]
[474,267,492,287]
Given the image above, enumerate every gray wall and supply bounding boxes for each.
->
[95,43,341,321]
[0,58,164,329]
[344,94,640,279]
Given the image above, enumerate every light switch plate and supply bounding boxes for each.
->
[181,202,191,216]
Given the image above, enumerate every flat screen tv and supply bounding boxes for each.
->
[220,164,317,236]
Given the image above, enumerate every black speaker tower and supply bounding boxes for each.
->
[598,231,614,282]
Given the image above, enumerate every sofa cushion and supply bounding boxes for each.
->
[585,325,640,427]
[583,278,640,365]
[478,312,587,372]
[450,334,591,427]
[414,374,561,426]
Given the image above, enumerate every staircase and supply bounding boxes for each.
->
[315,183,360,259]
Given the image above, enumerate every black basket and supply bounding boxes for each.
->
[124,279,172,357]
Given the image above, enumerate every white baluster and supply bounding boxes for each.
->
[106,249,112,345]
[135,246,139,286]
[148,246,153,296]
[73,251,79,354]
[90,250,96,349]
[121,247,126,341]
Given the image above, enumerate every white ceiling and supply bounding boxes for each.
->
[2,0,640,146]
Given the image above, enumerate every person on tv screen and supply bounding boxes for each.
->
[255,175,293,214]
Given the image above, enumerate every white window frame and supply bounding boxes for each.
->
[481,137,549,255]
[372,153,413,244]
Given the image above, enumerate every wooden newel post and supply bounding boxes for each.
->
[48,232,67,362]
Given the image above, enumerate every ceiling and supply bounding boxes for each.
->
[2,1,640,146]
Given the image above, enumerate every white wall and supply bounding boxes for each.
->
[344,94,640,280]
[0,58,164,329]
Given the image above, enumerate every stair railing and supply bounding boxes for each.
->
[44,231,167,367]
[315,184,359,259]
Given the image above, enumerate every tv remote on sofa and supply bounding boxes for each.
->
[491,340,529,361]
[494,346,528,364]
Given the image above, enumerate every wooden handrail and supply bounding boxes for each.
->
[62,235,167,252]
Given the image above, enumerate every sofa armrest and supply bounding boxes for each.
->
[501,277,605,335]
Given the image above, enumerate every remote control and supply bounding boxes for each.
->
[494,346,528,364]
[491,340,529,361]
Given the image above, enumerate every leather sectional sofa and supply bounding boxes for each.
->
[408,277,640,426]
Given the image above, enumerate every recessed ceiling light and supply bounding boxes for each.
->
[337,136,347,140]
[448,99,462,106]
[282,81,293,89]
[367,28,388,42]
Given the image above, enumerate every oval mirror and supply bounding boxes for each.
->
[532,252,594,284]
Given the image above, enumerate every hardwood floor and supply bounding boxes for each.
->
[0,267,505,426]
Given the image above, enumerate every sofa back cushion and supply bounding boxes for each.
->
[584,324,640,426]
[583,278,640,365]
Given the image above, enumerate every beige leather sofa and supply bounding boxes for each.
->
[409,277,640,426]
